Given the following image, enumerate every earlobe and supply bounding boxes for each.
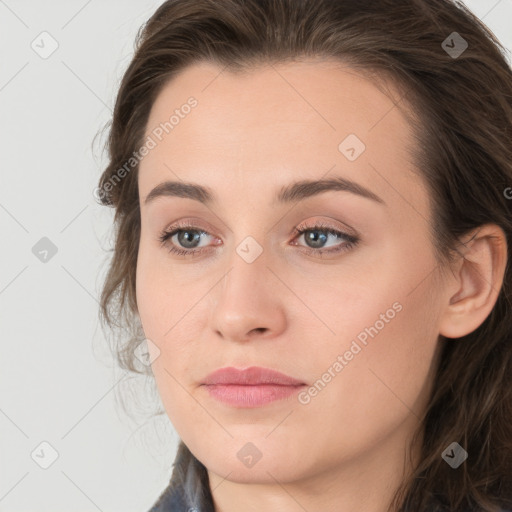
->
[438,224,508,339]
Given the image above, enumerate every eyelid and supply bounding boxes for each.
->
[161,217,214,234]
[293,217,358,238]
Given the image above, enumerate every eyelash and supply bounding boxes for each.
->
[157,220,360,258]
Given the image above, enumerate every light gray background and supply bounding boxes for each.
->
[1,1,511,511]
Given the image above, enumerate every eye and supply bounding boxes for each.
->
[157,220,216,257]
[158,220,360,258]
[290,221,360,256]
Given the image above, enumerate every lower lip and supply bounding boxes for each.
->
[202,384,305,407]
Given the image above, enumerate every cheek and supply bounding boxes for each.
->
[307,283,440,444]
[135,241,181,337]
[135,242,203,397]
[295,248,442,439]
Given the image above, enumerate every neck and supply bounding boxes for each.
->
[208,415,423,512]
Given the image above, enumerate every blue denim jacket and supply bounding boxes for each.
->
[148,445,215,512]
[148,482,196,512]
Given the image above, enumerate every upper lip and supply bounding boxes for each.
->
[201,366,305,386]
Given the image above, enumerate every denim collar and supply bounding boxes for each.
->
[148,447,215,512]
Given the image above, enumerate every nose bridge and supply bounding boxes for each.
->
[209,230,282,340]
[216,203,269,273]
[221,232,268,300]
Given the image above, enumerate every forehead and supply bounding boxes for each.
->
[144,59,408,143]
[138,59,426,215]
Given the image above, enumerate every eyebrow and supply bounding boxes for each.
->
[143,175,386,207]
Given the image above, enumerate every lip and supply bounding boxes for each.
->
[201,366,305,386]
[201,366,306,408]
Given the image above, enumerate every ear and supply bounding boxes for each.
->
[438,224,508,339]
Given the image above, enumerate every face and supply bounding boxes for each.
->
[136,59,448,486]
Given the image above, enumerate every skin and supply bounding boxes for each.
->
[135,59,507,512]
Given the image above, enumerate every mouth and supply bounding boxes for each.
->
[200,366,306,408]
[202,383,306,407]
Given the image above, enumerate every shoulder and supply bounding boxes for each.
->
[146,480,213,512]
[147,482,189,512]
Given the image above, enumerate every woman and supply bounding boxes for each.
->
[96,0,512,510]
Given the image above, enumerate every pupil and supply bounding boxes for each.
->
[179,230,200,248]
[307,230,327,248]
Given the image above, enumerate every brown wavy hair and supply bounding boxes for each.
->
[96,0,512,510]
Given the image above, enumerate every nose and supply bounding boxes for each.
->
[209,242,287,343]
